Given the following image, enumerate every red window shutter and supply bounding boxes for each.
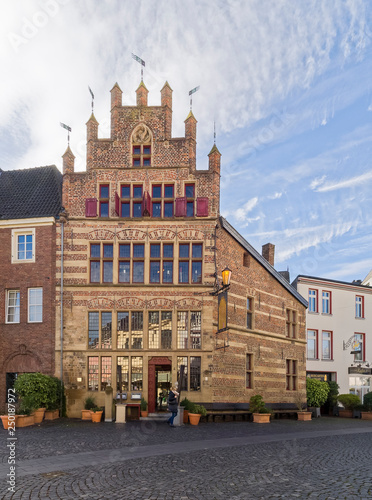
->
[175,197,186,217]
[115,192,120,216]
[85,198,97,217]
[196,197,208,217]
[142,192,151,216]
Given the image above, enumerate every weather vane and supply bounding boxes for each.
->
[189,86,200,110]
[88,86,94,113]
[60,122,71,145]
[214,121,216,144]
[132,53,145,81]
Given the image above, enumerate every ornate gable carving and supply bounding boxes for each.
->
[87,297,115,309]
[132,124,152,144]
[175,298,203,309]
[116,229,147,241]
[116,297,146,309]
[88,229,115,241]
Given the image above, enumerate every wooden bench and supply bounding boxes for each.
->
[205,411,252,423]
[272,409,297,419]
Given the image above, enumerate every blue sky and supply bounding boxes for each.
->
[1,0,372,283]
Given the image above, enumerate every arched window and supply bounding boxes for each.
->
[131,124,152,167]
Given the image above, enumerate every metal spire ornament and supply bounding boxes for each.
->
[60,122,71,145]
[132,53,145,81]
[189,86,200,110]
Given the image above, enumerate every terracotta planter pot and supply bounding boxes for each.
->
[361,411,372,420]
[141,411,148,418]
[188,413,201,425]
[91,411,103,423]
[183,409,189,424]
[45,409,59,420]
[33,408,46,424]
[339,409,353,418]
[82,410,92,421]
[1,415,18,430]
[17,415,35,427]
[297,411,312,421]
[253,413,271,423]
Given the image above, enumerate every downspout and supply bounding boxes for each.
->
[60,219,64,416]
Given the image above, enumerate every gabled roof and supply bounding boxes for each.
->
[0,166,63,220]
[292,274,372,291]
[219,217,308,307]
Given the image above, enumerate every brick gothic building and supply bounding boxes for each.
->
[0,166,62,412]
[57,81,307,417]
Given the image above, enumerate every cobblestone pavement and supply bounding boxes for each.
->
[1,417,372,499]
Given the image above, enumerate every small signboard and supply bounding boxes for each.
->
[348,367,372,375]
[218,289,228,333]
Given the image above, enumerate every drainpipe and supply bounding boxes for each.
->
[60,219,64,416]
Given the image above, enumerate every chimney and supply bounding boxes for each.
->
[262,243,275,266]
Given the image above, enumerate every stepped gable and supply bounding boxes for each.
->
[0,165,63,220]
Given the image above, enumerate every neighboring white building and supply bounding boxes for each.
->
[293,275,372,401]
[362,270,372,287]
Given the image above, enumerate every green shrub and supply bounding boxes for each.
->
[306,378,330,407]
[363,392,372,411]
[180,398,193,411]
[189,403,207,416]
[249,395,271,414]
[140,397,148,411]
[14,373,60,413]
[84,397,96,410]
[338,394,360,410]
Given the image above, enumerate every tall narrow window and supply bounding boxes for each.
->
[28,288,43,323]
[307,330,318,359]
[88,312,99,349]
[178,243,203,284]
[118,244,130,283]
[120,184,144,218]
[177,357,188,391]
[131,357,143,390]
[117,312,129,349]
[88,357,99,391]
[308,289,318,313]
[148,311,160,349]
[246,298,253,329]
[322,291,331,314]
[354,333,365,361]
[177,311,188,349]
[190,357,201,391]
[133,244,144,283]
[117,357,129,391]
[286,359,297,391]
[355,296,364,318]
[164,185,174,217]
[190,311,201,349]
[322,331,332,360]
[177,311,201,349]
[101,312,112,349]
[99,184,109,217]
[185,183,195,217]
[101,357,112,390]
[6,290,20,324]
[133,144,151,167]
[90,243,113,283]
[246,353,253,389]
[131,312,143,349]
[161,311,172,349]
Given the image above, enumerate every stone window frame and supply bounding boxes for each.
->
[148,310,173,349]
[117,310,144,350]
[149,242,174,284]
[88,311,113,350]
[99,184,110,217]
[178,242,203,284]
[286,359,297,391]
[176,311,202,349]
[89,243,114,283]
[120,183,143,218]
[177,356,201,392]
[151,183,175,218]
[246,353,253,389]
[285,308,297,338]
[11,228,35,264]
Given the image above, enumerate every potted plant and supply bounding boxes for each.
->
[294,393,312,421]
[306,378,330,418]
[180,397,193,424]
[337,394,360,418]
[140,397,148,417]
[361,392,372,420]
[91,407,103,423]
[249,395,272,423]
[15,403,35,428]
[188,403,207,425]
[82,396,96,420]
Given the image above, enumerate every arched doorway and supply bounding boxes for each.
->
[148,357,172,413]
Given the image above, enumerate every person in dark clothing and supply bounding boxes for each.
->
[167,386,179,427]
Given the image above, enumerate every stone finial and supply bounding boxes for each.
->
[110,82,123,109]
[62,146,75,174]
[86,113,99,141]
[185,110,197,140]
[161,81,173,109]
[136,81,149,106]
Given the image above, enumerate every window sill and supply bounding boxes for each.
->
[355,317,365,320]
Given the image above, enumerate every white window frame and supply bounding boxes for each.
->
[322,291,331,314]
[11,228,35,263]
[355,296,364,319]
[322,331,332,360]
[6,290,20,324]
[307,330,318,359]
[28,288,43,323]
[308,289,317,313]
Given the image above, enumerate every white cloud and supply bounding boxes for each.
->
[233,197,259,222]
[315,171,372,192]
